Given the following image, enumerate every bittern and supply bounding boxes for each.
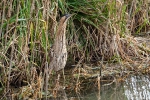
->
[49,14,71,71]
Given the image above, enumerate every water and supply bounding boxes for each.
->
[124,75,150,100]
[69,75,150,100]
[1,75,150,100]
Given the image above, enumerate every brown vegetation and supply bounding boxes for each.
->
[0,0,149,99]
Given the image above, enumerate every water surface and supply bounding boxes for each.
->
[69,75,150,100]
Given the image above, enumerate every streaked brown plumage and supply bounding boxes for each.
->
[50,14,71,71]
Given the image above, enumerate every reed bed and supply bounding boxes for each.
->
[0,0,149,99]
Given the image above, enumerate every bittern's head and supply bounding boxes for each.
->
[56,14,72,36]
[59,14,72,24]
[64,14,72,20]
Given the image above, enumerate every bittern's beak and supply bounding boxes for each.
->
[63,14,73,21]
[65,14,72,19]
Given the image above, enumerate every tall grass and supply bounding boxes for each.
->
[0,0,149,99]
[66,0,150,63]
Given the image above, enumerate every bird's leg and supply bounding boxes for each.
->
[62,69,66,86]
[55,71,60,89]
[53,73,60,98]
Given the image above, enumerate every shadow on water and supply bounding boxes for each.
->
[69,75,150,100]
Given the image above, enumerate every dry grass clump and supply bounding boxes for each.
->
[66,0,149,63]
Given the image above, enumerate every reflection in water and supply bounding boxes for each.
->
[71,75,150,100]
[1,75,150,100]
[124,75,150,100]
[100,82,127,100]
[100,75,150,100]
